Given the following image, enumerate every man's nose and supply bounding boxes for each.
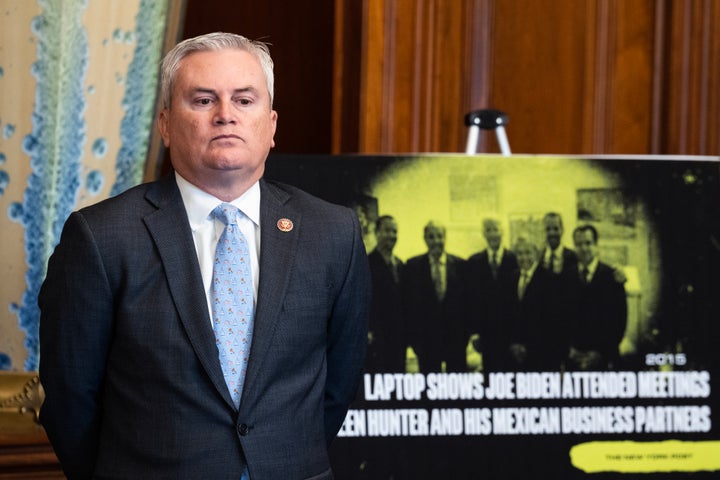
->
[214,100,237,125]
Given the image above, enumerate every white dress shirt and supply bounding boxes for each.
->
[175,172,261,321]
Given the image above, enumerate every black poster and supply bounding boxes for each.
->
[265,154,720,479]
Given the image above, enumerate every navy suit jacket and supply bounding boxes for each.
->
[504,266,569,371]
[567,261,627,368]
[401,253,467,372]
[466,249,518,331]
[39,175,370,479]
[366,249,406,373]
[467,249,518,282]
[541,246,578,278]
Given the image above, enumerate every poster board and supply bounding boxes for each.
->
[264,153,720,479]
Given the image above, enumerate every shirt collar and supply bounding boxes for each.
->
[175,172,261,228]
[521,262,538,278]
[490,246,505,259]
[430,252,447,265]
[579,257,599,275]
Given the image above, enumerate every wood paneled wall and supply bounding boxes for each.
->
[332,0,720,155]
[176,0,719,157]
[175,0,720,157]
[181,0,336,154]
[333,0,492,153]
[661,0,720,154]
[170,0,720,155]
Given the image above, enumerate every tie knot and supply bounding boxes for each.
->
[212,203,241,226]
[580,267,590,282]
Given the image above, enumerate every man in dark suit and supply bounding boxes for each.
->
[466,217,518,372]
[402,221,467,373]
[567,224,627,370]
[540,212,578,277]
[366,215,406,372]
[38,32,370,480]
[538,212,579,367]
[504,237,568,372]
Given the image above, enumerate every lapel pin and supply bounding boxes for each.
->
[277,218,294,232]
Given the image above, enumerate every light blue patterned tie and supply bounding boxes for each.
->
[211,203,254,409]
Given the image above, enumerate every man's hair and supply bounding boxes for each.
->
[543,212,563,227]
[513,235,538,254]
[482,217,501,231]
[573,224,599,243]
[375,215,396,231]
[159,32,274,109]
[424,220,446,236]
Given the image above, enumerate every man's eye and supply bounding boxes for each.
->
[195,98,212,105]
[236,98,252,106]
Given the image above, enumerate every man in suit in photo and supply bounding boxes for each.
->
[504,237,568,372]
[567,224,627,370]
[366,215,406,373]
[538,212,580,365]
[541,212,578,277]
[39,32,370,480]
[466,217,518,372]
[402,221,468,373]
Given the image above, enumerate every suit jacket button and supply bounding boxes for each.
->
[238,423,249,436]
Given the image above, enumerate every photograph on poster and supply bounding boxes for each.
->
[265,153,720,479]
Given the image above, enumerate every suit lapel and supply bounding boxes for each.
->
[241,180,301,398]
[143,176,235,408]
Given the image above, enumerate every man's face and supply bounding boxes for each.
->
[483,221,502,250]
[544,216,563,250]
[424,226,446,259]
[375,219,398,252]
[158,49,278,192]
[515,242,537,271]
[573,229,598,266]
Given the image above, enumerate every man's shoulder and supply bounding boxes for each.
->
[405,253,428,267]
[595,261,615,275]
[468,249,489,262]
[368,250,402,272]
[262,179,350,215]
[447,253,466,265]
[562,247,578,260]
[504,249,517,260]
[367,249,383,264]
[533,265,554,280]
[76,178,167,219]
[595,261,621,282]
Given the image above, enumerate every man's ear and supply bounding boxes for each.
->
[158,109,170,147]
[270,109,278,148]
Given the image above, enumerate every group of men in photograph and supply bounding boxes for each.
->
[365,212,628,375]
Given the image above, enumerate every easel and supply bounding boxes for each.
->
[464,109,511,156]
